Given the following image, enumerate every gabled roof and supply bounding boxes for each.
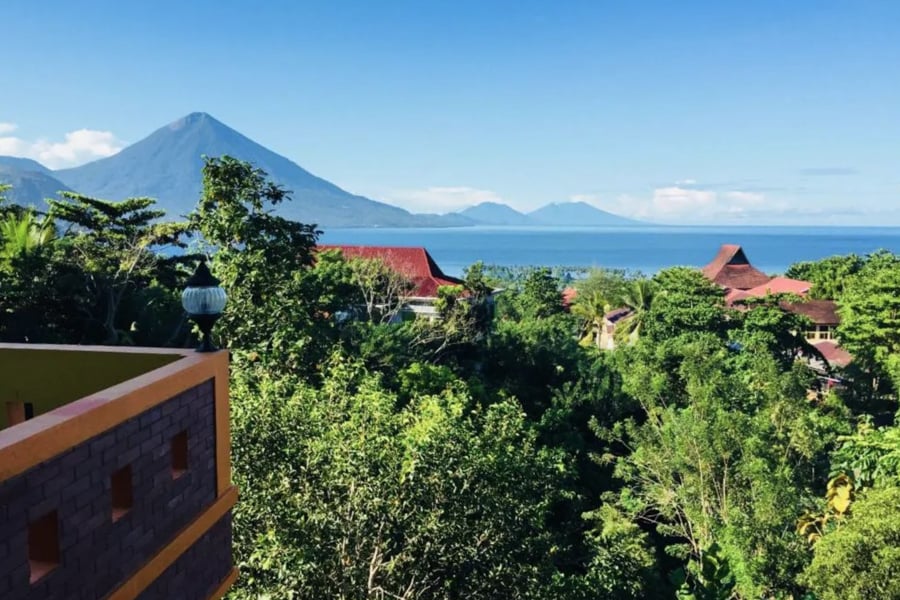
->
[780,299,840,325]
[318,245,464,298]
[702,244,772,290]
[745,276,812,297]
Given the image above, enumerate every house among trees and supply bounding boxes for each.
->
[702,244,850,367]
[319,245,467,320]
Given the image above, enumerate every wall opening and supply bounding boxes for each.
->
[5,401,25,427]
[111,465,133,522]
[28,510,59,583]
[171,430,188,478]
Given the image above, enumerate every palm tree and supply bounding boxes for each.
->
[614,279,656,345]
[0,210,55,262]
[571,291,611,348]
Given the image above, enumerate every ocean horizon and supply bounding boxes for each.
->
[319,225,900,277]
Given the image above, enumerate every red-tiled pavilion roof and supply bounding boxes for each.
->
[318,245,464,298]
[701,244,772,290]
[745,276,812,297]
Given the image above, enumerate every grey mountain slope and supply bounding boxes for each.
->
[0,165,73,209]
[52,113,447,227]
[528,201,640,226]
[0,157,54,175]
[458,202,533,225]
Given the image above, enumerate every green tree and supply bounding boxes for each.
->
[607,335,846,598]
[785,254,864,300]
[837,253,900,391]
[614,278,656,345]
[229,356,590,600]
[801,486,900,600]
[644,267,729,343]
[48,193,189,344]
[571,290,610,348]
[0,210,55,261]
[191,156,343,374]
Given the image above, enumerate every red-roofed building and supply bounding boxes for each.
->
[701,245,851,368]
[702,244,772,290]
[319,245,467,320]
[780,299,841,343]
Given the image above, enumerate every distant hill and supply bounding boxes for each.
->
[0,157,54,175]
[50,112,463,228]
[528,201,640,226]
[0,165,73,209]
[459,202,533,225]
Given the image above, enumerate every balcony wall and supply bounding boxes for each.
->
[0,344,236,600]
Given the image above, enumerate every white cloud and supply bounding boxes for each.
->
[576,180,777,223]
[652,186,717,216]
[385,186,507,214]
[0,126,124,169]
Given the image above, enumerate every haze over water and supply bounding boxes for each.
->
[320,226,900,277]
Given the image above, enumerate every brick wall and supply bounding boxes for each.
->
[0,379,227,600]
[136,513,232,600]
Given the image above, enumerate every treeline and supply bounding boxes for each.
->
[1,159,898,599]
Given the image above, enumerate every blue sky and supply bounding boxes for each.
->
[3,0,899,224]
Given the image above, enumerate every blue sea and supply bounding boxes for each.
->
[319,225,900,277]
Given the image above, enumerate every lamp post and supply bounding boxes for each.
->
[182,258,227,352]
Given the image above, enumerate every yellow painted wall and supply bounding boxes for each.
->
[0,349,182,429]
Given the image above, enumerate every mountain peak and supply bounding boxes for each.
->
[167,112,222,131]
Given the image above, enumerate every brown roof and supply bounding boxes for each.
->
[780,299,840,325]
[812,340,852,367]
[702,244,772,290]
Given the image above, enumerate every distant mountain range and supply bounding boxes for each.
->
[0,112,641,228]
[459,200,640,227]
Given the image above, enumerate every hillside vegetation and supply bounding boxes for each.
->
[1,163,898,600]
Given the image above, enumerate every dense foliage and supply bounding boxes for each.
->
[2,165,899,599]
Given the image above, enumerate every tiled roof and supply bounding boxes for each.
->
[725,289,751,306]
[745,276,812,297]
[780,299,840,325]
[318,245,464,298]
[562,287,578,308]
[702,244,772,290]
[812,340,853,367]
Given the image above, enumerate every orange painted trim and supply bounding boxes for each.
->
[207,567,239,600]
[107,486,239,600]
[0,349,228,483]
[0,343,194,355]
[213,355,232,496]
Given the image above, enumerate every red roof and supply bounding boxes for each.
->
[812,340,852,368]
[318,245,464,298]
[780,299,840,325]
[725,289,751,306]
[702,244,772,290]
[745,276,812,297]
[562,287,578,309]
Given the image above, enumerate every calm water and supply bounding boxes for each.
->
[319,226,900,277]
